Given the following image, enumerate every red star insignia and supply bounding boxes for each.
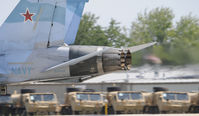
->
[21,8,35,22]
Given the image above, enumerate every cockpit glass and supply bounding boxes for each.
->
[131,93,143,100]
[43,94,55,101]
[90,94,101,101]
[76,93,89,101]
[30,94,42,101]
[176,93,188,100]
[118,93,130,100]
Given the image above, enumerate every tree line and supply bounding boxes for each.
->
[75,8,199,66]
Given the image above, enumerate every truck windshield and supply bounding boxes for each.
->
[0,96,11,103]
[163,93,188,100]
[43,94,55,101]
[30,94,42,101]
[131,93,143,100]
[76,93,89,101]
[118,92,143,100]
[90,94,101,101]
[30,94,55,102]
[118,93,130,100]
[176,93,188,100]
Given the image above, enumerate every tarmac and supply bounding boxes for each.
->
[60,114,199,116]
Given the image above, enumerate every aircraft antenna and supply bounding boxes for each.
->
[47,2,57,48]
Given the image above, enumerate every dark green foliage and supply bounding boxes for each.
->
[105,19,130,48]
[75,13,129,47]
[75,13,109,46]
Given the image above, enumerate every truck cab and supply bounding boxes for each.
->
[24,93,58,115]
[188,92,199,113]
[107,91,150,114]
[0,94,13,115]
[61,91,105,115]
[12,91,59,115]
[153,91,190,113]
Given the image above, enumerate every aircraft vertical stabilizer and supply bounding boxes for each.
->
[64,0,89,44]
[0,0,89,50]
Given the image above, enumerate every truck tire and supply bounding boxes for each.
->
[21,110,27,116]
[107,87,121,92]
[21,89,35,94]
[61,106,72,115]
[74,111,80,115]
[153,87,168,92]
[66,88,80,93]
[101,107,105,114]
[108,106,114,114]
[116,111,122,114]
[143,106,149,113]
[152,106,159,114]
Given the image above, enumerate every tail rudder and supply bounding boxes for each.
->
[0,0,67,50]
[0,0,89,51]
[64,0,89,44]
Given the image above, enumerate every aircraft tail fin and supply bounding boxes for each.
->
[0,0,88,51]
[64,0,88,44]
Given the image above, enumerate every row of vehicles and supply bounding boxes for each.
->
[1,86,199,115]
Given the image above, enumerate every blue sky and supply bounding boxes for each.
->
[1,0,199,28]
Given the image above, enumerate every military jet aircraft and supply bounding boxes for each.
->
[0,0,156,84]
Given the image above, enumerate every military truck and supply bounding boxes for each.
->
[151,91,191,113]
[0,94,14,116]
[11,89,59,115]
[60,88,106,115]
[188,92,199,113]
[106,87,151,114]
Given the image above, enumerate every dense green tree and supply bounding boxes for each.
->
[170,15,199,64]
[174,15,199,47]
[75,13,129,48]
[130,7,174,45]
[75,13,109,46]
[105,19,129,48]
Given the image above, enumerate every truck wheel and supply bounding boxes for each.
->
[74,111,80,115]
[188,105,194,113]
[192,106,199,113]
[67,107,73,115]
[160,111,167,114]
[60,108,67,115]
[108,106,114,114]
[107,87,121,92]
[152,106,159,114]
[21,110,27,116]
[143,106,148,113]
[116,111,122,114]
[61,107,72,115]
[101,107,105,114]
